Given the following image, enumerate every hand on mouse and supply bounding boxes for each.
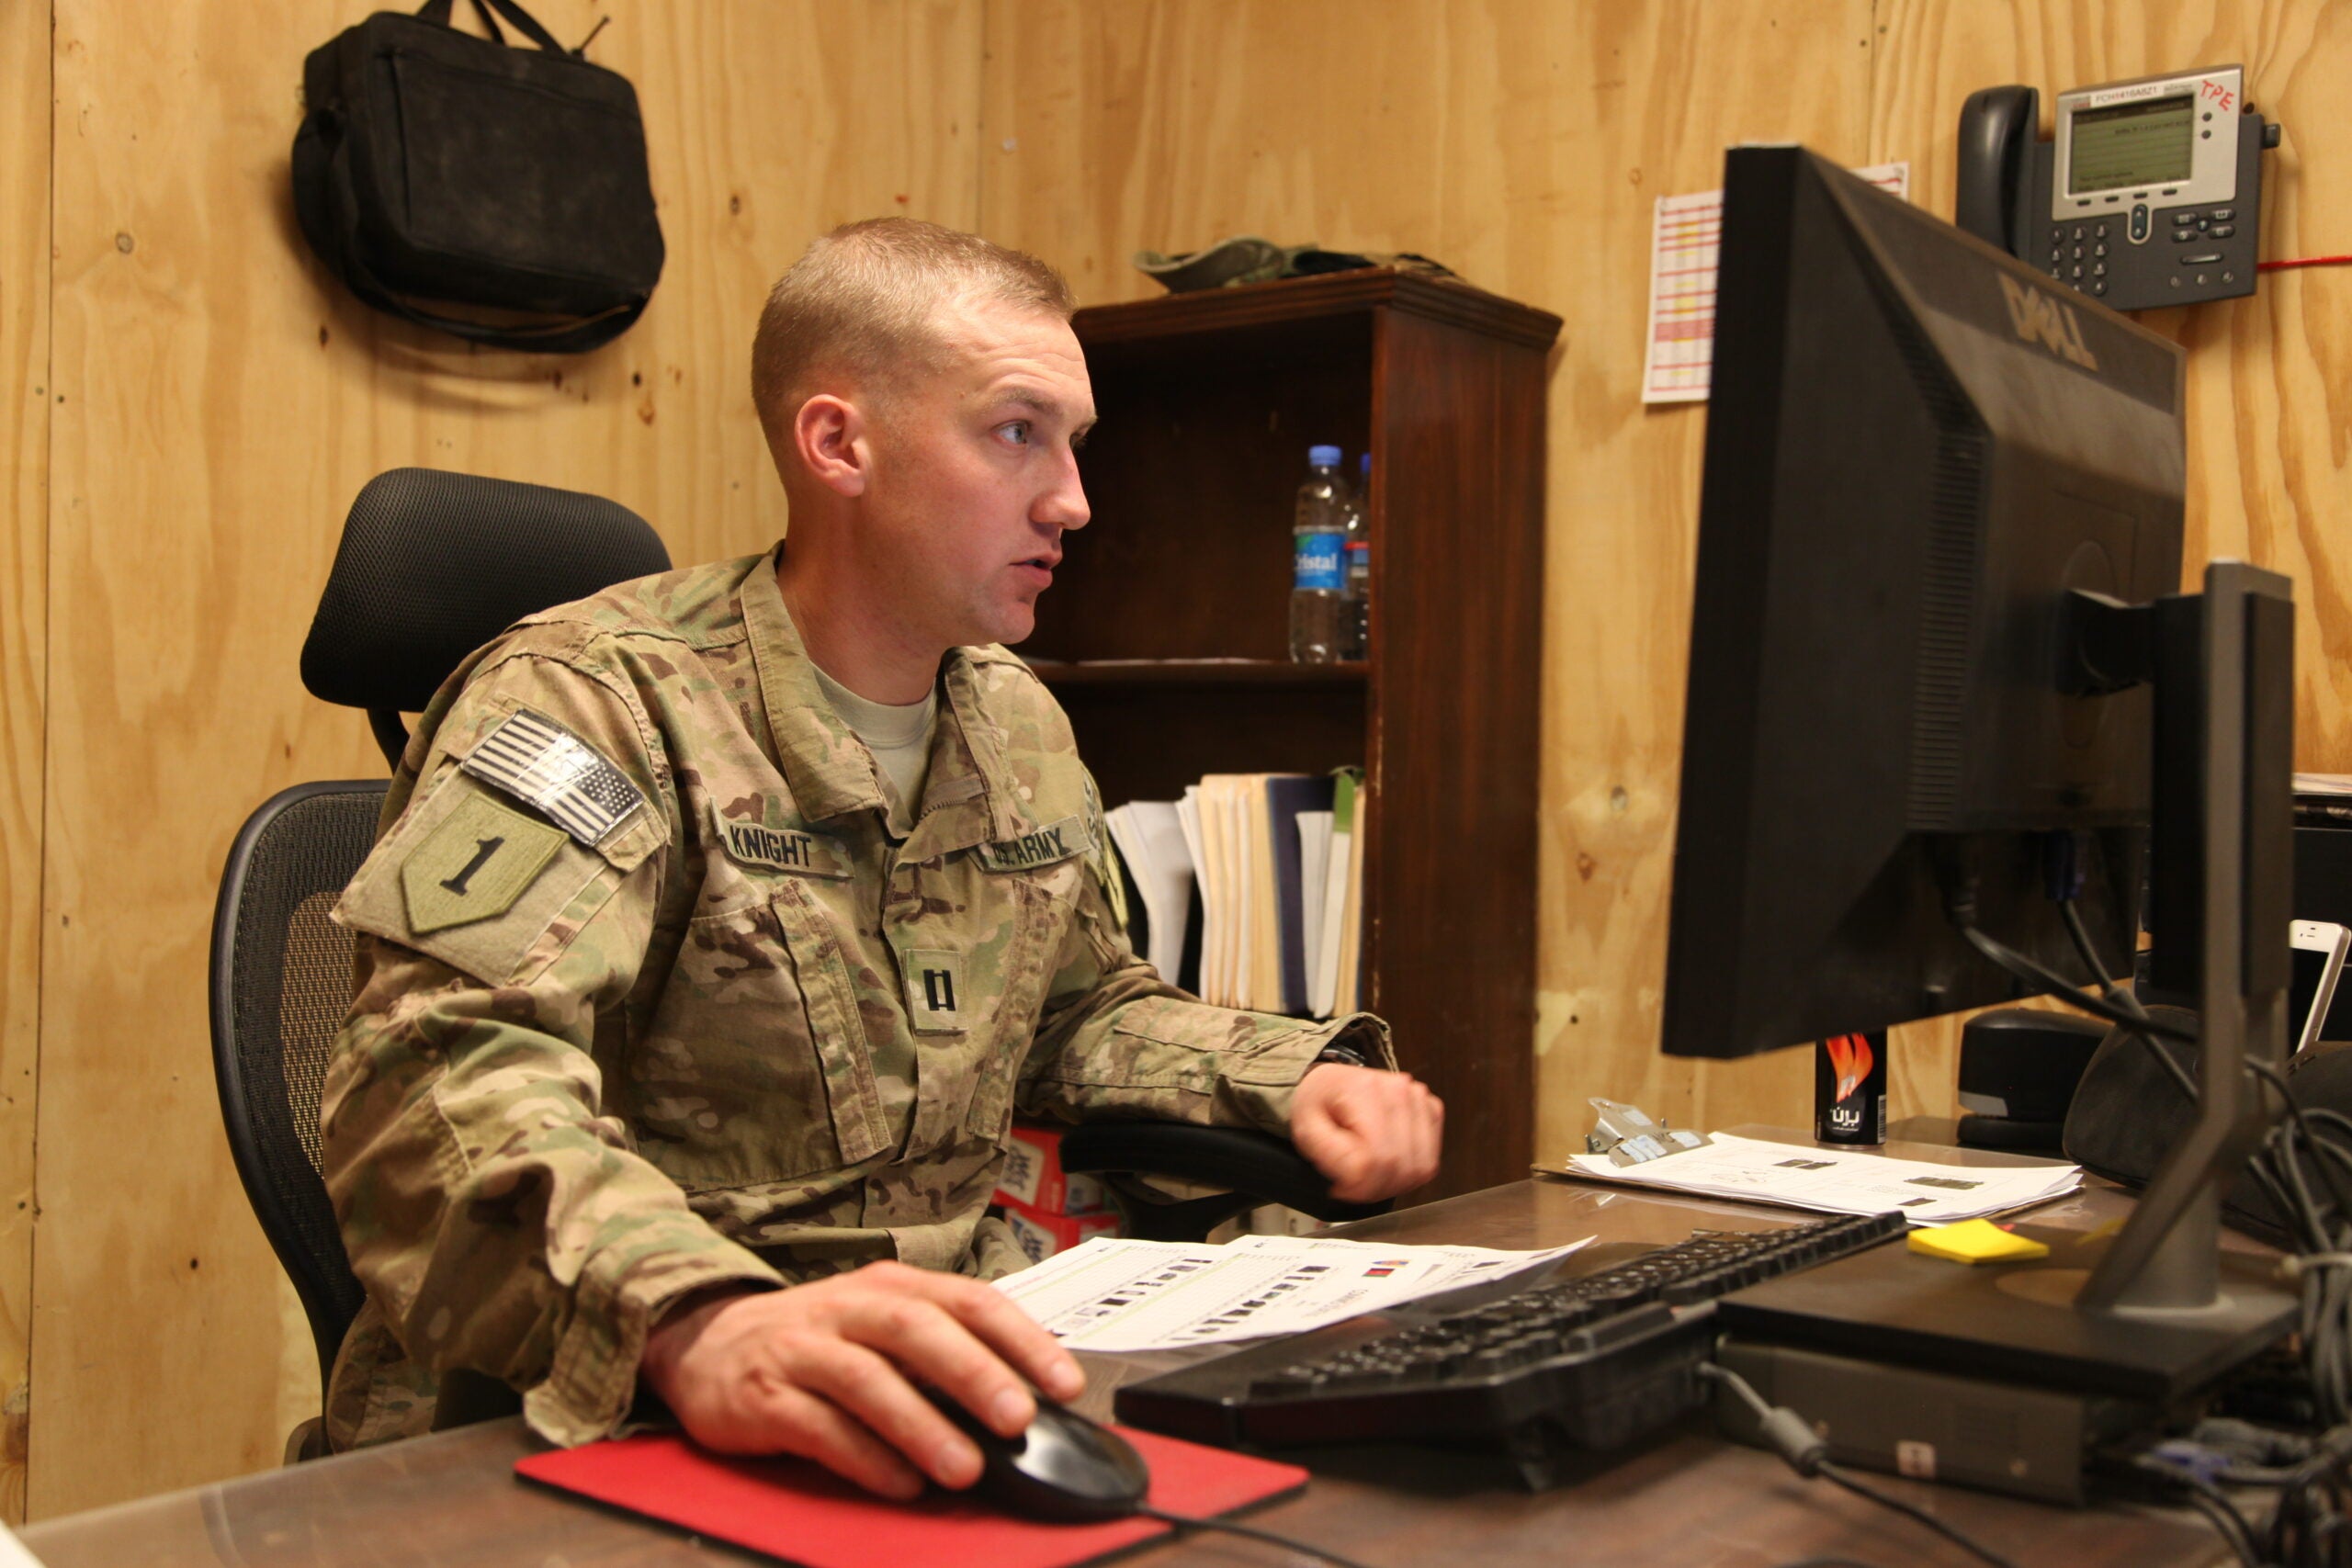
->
[639,1261,1083,1500]
[1288,1062,1444,1201]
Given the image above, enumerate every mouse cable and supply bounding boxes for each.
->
[1696,1363,2021,1568]
[1136,1505,1379,1568]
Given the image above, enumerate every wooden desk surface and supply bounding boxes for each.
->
[24,1162,2232,1568]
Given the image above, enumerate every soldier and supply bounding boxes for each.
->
[320,218,1442,1499]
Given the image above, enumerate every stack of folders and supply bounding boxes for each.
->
[1102,770,1367,1019]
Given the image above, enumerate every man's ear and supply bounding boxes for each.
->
[792,393,870,499]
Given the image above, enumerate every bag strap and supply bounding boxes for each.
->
[414,0,571,55]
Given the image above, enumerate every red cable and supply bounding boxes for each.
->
[2258,254,2352,272]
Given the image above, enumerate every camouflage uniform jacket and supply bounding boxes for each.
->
[320,546,1390,1450]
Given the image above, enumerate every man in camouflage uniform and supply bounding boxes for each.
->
[321,219,1442,1499]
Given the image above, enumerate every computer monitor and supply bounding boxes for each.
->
[1662,145,2294,1325]
[1663,144,2186,1066]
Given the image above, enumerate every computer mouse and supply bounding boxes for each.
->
[921,1384,1152,1522]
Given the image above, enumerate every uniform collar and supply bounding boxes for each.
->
[740,547,887,823]
[739,546,1009,858]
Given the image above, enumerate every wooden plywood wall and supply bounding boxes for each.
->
[26,0,983,1519]
[978,0,2352,1168]
[0,0,52,1525]
[9,0,2351,1524]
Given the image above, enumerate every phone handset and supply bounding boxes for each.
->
[1955,85,2039,253]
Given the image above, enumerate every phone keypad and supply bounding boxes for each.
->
[2044,204,2246,304]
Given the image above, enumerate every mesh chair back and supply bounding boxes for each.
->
[210,780,390,1393]
[300,467,671,719]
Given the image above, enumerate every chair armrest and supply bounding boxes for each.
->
[1057,1123,1392,1226]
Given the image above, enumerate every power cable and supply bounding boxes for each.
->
[1697,1362,2020,1568]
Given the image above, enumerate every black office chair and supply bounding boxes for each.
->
[210,777,391,1461]
[212,467,1384,1457]
[300,466,673,767]
[1059,1123,1386,1242]
[214,469,673,1455]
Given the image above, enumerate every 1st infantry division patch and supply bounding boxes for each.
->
[402,792,568,935]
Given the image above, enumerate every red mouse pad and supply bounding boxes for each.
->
[515,1425,1309,1568]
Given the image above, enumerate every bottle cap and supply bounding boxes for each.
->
[1308,445,1342,468]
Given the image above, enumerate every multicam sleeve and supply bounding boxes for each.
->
[1012,809,1394,1134]
[322,645,783,1448]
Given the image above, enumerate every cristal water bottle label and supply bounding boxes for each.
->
[1294,532,1346,591]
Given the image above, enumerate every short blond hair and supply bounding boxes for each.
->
[752,218,1075,439]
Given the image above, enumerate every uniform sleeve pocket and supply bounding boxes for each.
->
[335,773,621,987]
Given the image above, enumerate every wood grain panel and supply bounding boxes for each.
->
[0,0,51,1529]
[1364,307,1551,1194]
[32,0,981,1517]
[977,0,1878,1170]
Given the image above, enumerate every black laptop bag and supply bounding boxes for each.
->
[292,0,662,353]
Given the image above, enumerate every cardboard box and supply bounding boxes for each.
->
[992,1124,1112,1215]
[1001,1199,1123,1265]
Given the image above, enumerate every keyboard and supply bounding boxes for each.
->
[1112,1209,1910,1489]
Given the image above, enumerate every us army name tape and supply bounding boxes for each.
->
[978,816,1087,871]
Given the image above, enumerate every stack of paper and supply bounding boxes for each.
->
[1103,802,1196,984]
[1553,1133,2080,1225]
[1119,770,1368,1017]
[997,1232,1592,1352]
[1321,770,1366,1017]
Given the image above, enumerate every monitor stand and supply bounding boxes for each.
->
[1713,562,2302,1482]
[1713,1220,2296,1404]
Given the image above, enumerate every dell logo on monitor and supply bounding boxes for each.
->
[1998,274,2100,371]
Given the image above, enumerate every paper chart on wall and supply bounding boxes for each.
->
[1641,161,1911,404]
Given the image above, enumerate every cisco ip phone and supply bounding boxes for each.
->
[1957,64,2280,312]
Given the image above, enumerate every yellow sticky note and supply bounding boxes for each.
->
[1906,1219,2051,1265]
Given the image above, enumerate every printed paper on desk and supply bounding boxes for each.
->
[1557,1132,2078,1224]
[996,1233,1591,1353]
[1641,161,1911,404]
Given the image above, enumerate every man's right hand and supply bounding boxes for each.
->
[639,1262,1085,1499]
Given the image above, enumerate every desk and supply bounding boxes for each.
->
[24,1176,2231,1567]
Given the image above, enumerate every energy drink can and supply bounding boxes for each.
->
[1815,1031,1888,1145]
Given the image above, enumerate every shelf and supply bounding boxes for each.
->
[1028,267,1556,1202]
[1073,267,1563,353]
[1024,659,1368,689]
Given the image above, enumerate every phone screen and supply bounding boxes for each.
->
[2068,95,2197,194]
[2290,943,2343,1050]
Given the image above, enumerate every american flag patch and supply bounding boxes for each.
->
[460,708,646,847]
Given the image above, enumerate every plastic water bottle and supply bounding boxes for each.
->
[1290,446,1348,663]
[1340,454,1371,661]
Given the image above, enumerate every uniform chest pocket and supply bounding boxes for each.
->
[629,880,890,1191]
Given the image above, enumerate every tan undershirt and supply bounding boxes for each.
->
[811,663,939,837]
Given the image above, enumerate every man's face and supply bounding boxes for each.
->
[859,297,1095,649]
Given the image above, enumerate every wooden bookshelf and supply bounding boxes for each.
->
[1036,269,1561,1201]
